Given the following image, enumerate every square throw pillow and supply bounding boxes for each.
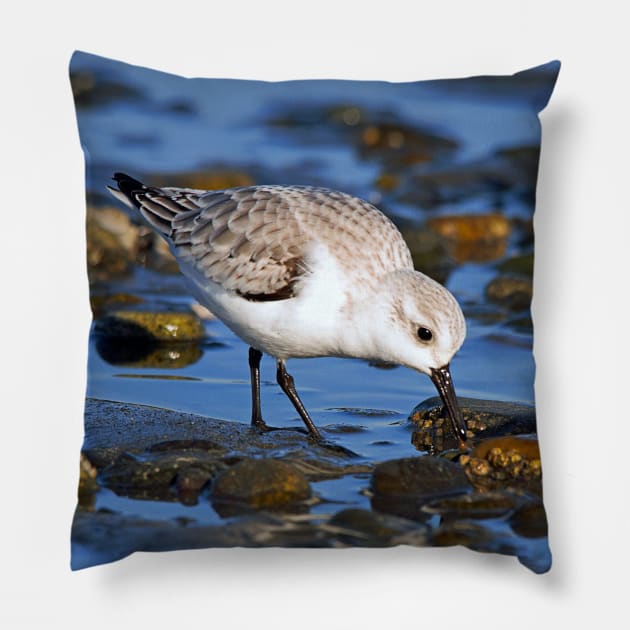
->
[70,51,559,572]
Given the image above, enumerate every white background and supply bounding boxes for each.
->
[2,1,628,627]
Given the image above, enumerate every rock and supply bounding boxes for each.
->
[329,508,426,546]
[371,456,471,499]
[86,206,139,281]
[358,122,457,168]
[93,310,205,368]
[460,436,543,492]
[409,397,537,452]
[485,275,533,311]
[210,459,311,508]
[147,439,225,454]
[425,214,510,263]
[100,452,225,502]
[94,310,205,342]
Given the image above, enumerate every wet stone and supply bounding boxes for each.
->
[371,456,471,499]
[94,310,205,342]
[410,397,537,452]
[210,459,311,508]
[329,508,427,546]
[100,453,225,502]
[485,275,533,311]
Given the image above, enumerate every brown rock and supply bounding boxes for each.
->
[426,214,510,263]
[210,459,311,508]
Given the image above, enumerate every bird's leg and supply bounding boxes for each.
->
[276,360,322,441]
[248,347,266,430]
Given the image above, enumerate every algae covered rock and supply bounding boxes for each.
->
[410,396,536,452]
[94,310,205,342]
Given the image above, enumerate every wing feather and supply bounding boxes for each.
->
[109,176,413,301]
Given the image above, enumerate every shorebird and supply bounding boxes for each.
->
[108,173,468,448]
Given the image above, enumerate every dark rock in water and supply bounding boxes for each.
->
[422,491,524,520]
[409,397,537,452]
[370,456,471,523]
[210,459,311,508]
[95,336,203,368]
[100,452,225,502]
[485,275,533,311]
[509,502,548,538]
[371,456,471,498]
[174,467,215,505]
[329,508,427,546]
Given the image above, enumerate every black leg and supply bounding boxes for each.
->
[248,347,265,429]
[276,360,322,440]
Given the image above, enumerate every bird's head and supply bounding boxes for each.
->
[369,269,468,447]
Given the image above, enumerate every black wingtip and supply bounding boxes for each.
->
[112,172,145,194]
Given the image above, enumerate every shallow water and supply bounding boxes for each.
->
[72,52,554,572]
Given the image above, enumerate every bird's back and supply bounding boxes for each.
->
[110,174,413,302]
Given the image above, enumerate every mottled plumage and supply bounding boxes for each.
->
[109,173,468,447]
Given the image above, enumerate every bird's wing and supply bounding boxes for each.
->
[109,175,412,301]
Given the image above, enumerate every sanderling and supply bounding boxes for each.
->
[108,173,468,447]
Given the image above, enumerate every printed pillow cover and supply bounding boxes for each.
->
[70,51,559,572]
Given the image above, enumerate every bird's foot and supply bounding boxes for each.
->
[251,419,309,435]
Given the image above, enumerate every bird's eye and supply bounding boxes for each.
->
[417,327,433,342]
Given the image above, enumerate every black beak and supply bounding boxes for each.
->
[430,364,467,448]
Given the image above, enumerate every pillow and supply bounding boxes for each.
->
[70,51,559,572]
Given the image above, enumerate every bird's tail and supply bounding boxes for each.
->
[107,172,178,236]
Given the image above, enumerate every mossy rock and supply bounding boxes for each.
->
[94,310,205,342]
